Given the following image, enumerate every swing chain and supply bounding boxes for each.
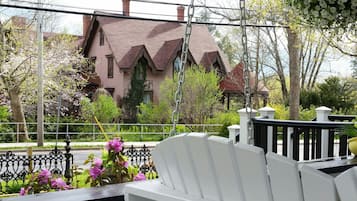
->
[171,0,195,135]
[240,0,254,143]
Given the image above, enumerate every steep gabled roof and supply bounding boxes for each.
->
[82,16,231,72]
[200,51,226,74]
[153,38,196,70]
[118,45,156,71]
[220,62,269,95]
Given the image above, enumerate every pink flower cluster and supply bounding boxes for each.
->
[38,169,51,185]
[89,158,105,180]
[105,138,123,153]
[133,173,146,181]
[51,178,71,190]
[19,169,71,196]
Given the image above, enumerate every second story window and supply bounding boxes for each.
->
[99,29,104,46]
[106,55,114,78]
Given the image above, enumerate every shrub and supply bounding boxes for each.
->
[81,95,121,123]
[206,111,240,138]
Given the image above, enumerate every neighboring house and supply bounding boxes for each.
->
[81,0,231,106]
[81,0,269,114]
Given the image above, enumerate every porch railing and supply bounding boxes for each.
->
[252,117,351,161]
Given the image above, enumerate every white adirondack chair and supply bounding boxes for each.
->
[234,143,273,201]
[125,133,357,201]
[335,166,357,201]
[266,152,304,201]
[300,165,339,201]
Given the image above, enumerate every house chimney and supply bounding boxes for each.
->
[177,5,185,21]
[83,15,91,36]
[123,0,130,16]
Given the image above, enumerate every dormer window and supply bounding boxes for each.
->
[99,29,104,46]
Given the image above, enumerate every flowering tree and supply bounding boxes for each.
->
[19,169,71,195]
[0,18,88,141]
[85,138,146,187]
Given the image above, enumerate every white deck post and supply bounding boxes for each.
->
[239,107,257,145]
[259,107,275,152]
[316,106,331,158]
[228,125,240,143]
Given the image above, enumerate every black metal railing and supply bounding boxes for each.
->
[123,144,156,176]
[252,117,353,161]
[0,147,73,193]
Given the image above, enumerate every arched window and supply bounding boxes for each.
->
[174,56,181,72]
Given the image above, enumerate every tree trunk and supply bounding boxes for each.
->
[8,87,29,142]
[287,28,301,120]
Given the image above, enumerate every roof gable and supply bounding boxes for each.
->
[200,51,226,74]
[118,45,156,71]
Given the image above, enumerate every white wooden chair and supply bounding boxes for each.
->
[300,165,339,201]
[335,166,357,201]
[125,133,356,201]
[266,152,304,201]
[234,143,273,201]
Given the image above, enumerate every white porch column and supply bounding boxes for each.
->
[238,107,257,145]
[316,106,332,158]
[228,125,240,143]
[259,107,275,152]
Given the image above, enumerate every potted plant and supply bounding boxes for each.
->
[345,118,357,156]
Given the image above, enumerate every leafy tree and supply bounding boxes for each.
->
[137,102,170,124]
[300,89,321,109]
[289,0,356,31]
[0,18,87,141]
[318,76,356,113]
[160,65,222,124]
[122,58,147,122]
[81,94,121,123]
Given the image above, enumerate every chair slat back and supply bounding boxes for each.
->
[300,165,339,201]
[335,167,357,201]
[234,143,273,201]
[266,152,304,201]
[186,133,221,201]
[171,134,202,199]
[151,144,174,188]
[207,136,246,201]
[159,136,187,193]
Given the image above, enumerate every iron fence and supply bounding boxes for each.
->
[0,122,222,142]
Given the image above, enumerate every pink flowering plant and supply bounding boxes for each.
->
[84,138,146,187]
[19,169,71,196]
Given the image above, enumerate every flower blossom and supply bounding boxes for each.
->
[133,173,146,181]
[51,178,70,190]
[93,158,103,168]
[105,138,123,153]
[38,169,51,185]
[89,166,105,180]
[19,187,27,196]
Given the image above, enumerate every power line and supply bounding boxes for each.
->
[0,2,288,28]
[9,0,231,21]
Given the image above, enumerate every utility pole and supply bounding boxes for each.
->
[37,0,44,146]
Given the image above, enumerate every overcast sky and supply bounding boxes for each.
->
[2,0,353,77]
